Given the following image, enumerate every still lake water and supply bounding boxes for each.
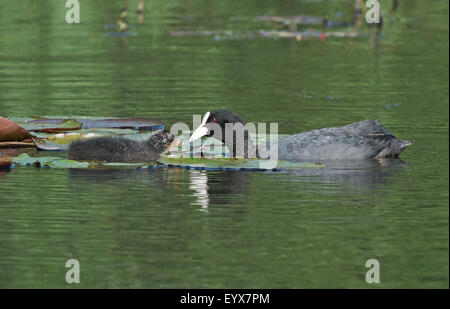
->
[0,0,448,288]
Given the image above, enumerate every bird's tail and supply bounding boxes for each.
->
[400,139,413,149]
[392,139,413,157]
[374,138,413,158]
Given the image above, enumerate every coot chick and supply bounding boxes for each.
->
[189,110,413,161]
[68,130,179,163]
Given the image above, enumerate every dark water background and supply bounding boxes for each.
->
[0,0,448,288]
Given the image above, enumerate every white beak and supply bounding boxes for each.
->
[189,112,210,142]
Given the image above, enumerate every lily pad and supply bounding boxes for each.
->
[17,119,82,133]
[11,117,165,133]
[11,153,89,169]
[10,152,325,171]
[0,116,32,142]
[12,153,60,165]
[45,159,90,169]
[161,156,325,171]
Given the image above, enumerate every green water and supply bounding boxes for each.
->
[0,0,448,288]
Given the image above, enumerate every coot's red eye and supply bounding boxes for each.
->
[211,117,216,123]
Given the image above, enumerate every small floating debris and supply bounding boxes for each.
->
[256,15,356,29]
[170,29,361,41]
[104,31,137,37]
[104,24,120,30]
[169,30,234,37]
[118,0,129,32]
[256,15,324,25]
[385,103,401,109]
[295,93,341,101]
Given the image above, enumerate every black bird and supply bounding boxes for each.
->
[68,130,179,163]
[189,110,412,161]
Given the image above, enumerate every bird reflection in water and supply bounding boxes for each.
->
[67,159,408,213]
[188,170,254,212]
[188,170,209,211]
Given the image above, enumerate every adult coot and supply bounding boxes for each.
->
[68,130,179,163]
[189,110,412,161]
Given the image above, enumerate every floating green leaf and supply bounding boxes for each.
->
[12,153,61,165]
[161,156,325,170]
[45,159,90,169]
[11,153,89,169]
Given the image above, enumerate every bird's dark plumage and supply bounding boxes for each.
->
[190,110,413,161]
[68,130,175,163]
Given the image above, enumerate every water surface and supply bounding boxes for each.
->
[0,0,448,288]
